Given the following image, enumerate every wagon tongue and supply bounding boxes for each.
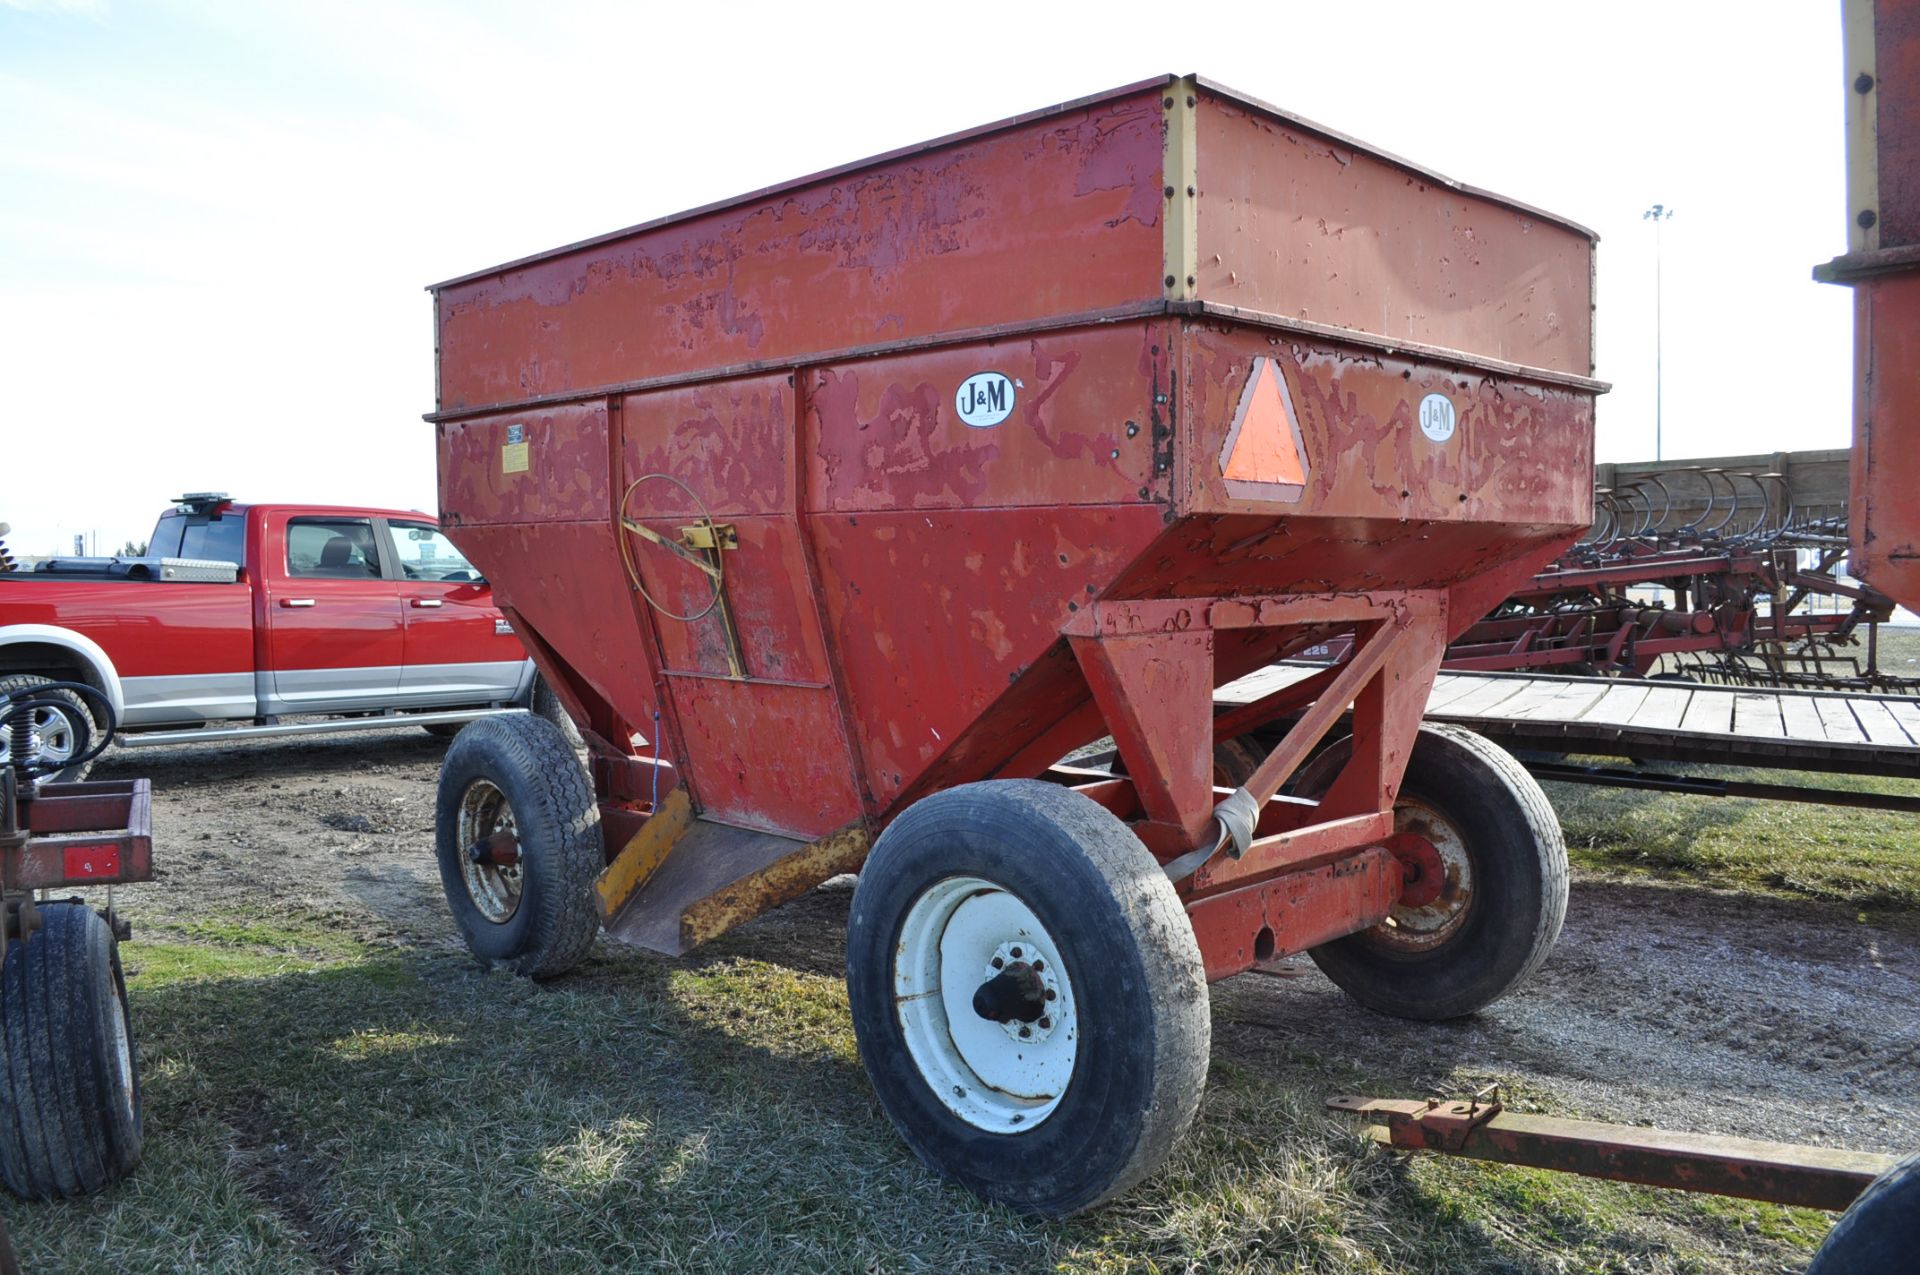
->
[971,961,1046,1025]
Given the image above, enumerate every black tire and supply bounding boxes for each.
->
[433,713,602,978]
[1298,724,1568,1020]
[847,779,1209,1216]
[0,674,100,784]
[0,903,142,1199]
[421,722,463,739]
[531,676,584,750]
[1807,1151,1920,1275]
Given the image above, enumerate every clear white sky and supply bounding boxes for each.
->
[1,0,1854,555]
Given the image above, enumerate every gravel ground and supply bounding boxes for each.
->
[97,725,1920,1162]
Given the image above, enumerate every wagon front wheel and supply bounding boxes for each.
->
[846,780,1209,1217]
[433,713,602,978]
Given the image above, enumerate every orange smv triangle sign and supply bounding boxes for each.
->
[1220,357,1306,488]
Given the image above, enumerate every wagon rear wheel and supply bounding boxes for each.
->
[1296,724,1567,1020]
[0,902,143,1199]
[433,713,602,978]
[846,780,1209,1217]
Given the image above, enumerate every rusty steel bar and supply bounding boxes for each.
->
[1328,1095,1899,1211]
[1228,620,1409,816]
[1189,811,1395,894]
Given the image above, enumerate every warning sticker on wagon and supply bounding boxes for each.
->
[502,423,530,474]
[1218,356,1308,500]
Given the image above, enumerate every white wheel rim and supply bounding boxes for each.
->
[893,875,1078,1132]
[456,779,523,923]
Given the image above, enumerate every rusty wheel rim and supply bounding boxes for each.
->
[456,779,523,924]
[1370,795,1474,952]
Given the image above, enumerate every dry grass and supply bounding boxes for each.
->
[5,889,1849,1275]
[16,706,1918,1272]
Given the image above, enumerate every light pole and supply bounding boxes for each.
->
[1643,203,1674,460]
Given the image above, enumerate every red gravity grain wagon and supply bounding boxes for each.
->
[426,75,1603,1214]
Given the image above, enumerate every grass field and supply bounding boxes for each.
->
[15,907,1844,1275]
[1546,761,1920,920]
[9,728,1916,1274]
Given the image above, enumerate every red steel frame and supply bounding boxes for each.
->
[429,75,1601,981]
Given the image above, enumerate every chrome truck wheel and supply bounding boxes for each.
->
[1294,723,1568,1020]
[433,713,602,978]
[847,780,1209,1217]
[0,674,98,784]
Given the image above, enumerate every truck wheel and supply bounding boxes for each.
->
[1807,1151,1920,1274]
[1298,724,1567,1020]
[0,674,99,784]
[846,779,1209,1216]
[0,902,143,1199]
[433,714,601,978]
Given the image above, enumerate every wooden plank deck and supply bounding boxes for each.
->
[1214,665,1920,780]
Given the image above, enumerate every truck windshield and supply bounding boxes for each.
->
[148,511,245,565]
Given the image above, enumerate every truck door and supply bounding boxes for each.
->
[382,518,527,704]
[265,516,403,708]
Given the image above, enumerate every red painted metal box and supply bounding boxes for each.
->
[432,84,1595,825]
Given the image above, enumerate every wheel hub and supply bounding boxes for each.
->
[972,943,1063,1043]
[893,876,1078,1132]
[455,779,523,923]
[1372,797,1474,951]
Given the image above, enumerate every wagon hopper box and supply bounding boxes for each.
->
[427,74,1602,1214]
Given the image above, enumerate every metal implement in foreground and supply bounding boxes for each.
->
[1328,1091,1898,1213]
[1329,1087,1920,1275]
[425,74,1604,1215]
[1822,0,1920,618]
[0,680,148,1201]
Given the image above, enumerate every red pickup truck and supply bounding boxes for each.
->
[0,495,561,777]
